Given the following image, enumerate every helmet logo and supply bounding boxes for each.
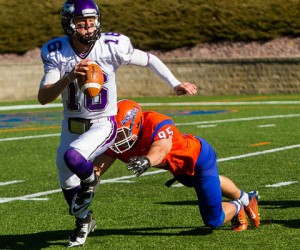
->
[62,3,75,14]
[121,107,138,126]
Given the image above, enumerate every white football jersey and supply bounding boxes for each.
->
[40,33,135,120]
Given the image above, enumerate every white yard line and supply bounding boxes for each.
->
[1,113,300,142]
[0,134,60,142]
[218,144,300,162]
[0,103,62,111]
[140,101,300,106]
[176,113,300,126]
[265,181,298,187]
[197,124,217,128]
[257,124,276,128]
[0,143,299,204]
[0,180,24,186]
[1,101,300,111]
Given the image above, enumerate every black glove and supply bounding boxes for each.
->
[126,156,151,177]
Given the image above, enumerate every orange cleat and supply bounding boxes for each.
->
[245,190,260,228]
[231,204,248,231]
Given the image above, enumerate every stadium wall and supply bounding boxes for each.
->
[1,57,300,102]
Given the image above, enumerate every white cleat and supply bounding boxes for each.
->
[67,212,96,248]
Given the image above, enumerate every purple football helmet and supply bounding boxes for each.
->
[60,0,101,44]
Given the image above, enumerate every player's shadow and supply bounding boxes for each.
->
[94,226,214,237]
[0,226,213,250]
[0,231,67,250]
[258,200,300,209]
[156,199,300,229]
[1,200,298,249]
[258,200,300,229]
[156,199,300,209]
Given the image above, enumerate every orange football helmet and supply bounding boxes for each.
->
[110,99,144,154]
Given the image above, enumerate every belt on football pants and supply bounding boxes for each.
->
[68,118,92,134]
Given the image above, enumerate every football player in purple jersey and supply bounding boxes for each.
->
[37,0,197,247]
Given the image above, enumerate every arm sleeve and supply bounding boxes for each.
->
[129,49,181,89]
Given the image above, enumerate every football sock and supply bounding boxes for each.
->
[82,172,96,185]
[230,200,242,216]
[239,190,250,207]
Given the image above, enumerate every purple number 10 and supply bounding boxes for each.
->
[67,81,108,112]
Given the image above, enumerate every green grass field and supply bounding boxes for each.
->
[0,94,299,249]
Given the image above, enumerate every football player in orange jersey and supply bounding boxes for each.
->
[94,99,260,231]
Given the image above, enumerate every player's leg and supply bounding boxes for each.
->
[219,175,249,209]
[60,185,97,247]
[193,137,224,229]
[56,119,82,206]
[219,176,260,228]
[57,117,116,247]
[64,148,98,216]
[56,121,97,247]
[220,175,242,199]
[64,116,117,216]
[193,137,247,230]
[218,175,249,230]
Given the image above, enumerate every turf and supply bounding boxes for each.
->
[0,94,299,249]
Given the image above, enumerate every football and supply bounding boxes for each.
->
[77,62,104,98]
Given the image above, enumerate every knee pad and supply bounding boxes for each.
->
[64,148,93,180]
[64,148,85,170]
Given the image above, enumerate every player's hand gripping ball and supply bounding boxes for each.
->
[77,62,104,98]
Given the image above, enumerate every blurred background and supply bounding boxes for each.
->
[1,0,300,100]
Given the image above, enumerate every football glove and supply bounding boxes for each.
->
[126,156,151,177]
